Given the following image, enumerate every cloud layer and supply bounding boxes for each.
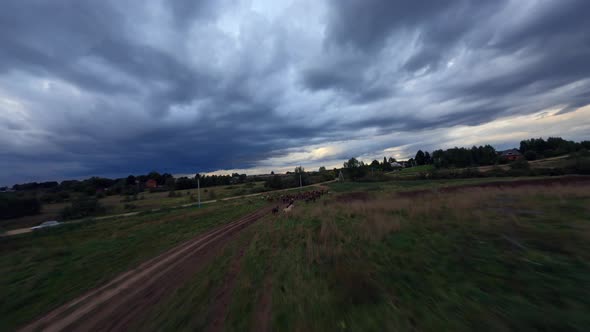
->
[1,0,589,184]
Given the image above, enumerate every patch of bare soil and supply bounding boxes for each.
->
[19,207,271,332]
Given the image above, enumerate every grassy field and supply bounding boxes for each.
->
[386,155,575,177]
[327,176,556,193]
[139,178,590,331]
[0,198,265,331]
[388,164,435,178]
[3,177,589,331]
[1,181,269,231]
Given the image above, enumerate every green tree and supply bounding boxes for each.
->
[415,150,426,165]
[424,151,432,164]
[524,150,538,161]
[343,158,360,169]
[165,177,176,189]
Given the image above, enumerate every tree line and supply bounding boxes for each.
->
[519,137,590,160]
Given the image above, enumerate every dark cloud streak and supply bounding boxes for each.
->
[1,0,590,185]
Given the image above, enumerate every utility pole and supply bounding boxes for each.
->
[299,165,303,188]
[197,177,201,208]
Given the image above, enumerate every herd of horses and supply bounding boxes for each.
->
[269,189,327,214]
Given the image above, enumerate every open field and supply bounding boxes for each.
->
[0,199,265,331]
[387,164,435,178]
[2,176,590,331]
[385,155,577,178]
[474,155,573,172]
[329,175,588,194]
[0,182,269,231]
[200,178,589,331]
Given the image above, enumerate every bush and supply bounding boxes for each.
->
[0,195,41,219]
[509,159,530,170]
[60,197,104,220]
[40,192,69,204]
[207,190,216,200]
[574,157,590,174]
[524,150,538,161]
[249,187,270,194]
[124,203,137,210]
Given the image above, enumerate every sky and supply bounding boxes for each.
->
[1,0,590,186]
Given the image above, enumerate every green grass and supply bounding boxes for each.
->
[1,182,270,231]
[4,178,590,331]
[328,176,556,193]
[0,199,264,331]
[398,164,434,174]
[149,180,590,331]
[251,184,590,331]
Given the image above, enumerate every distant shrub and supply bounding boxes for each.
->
[0,195,41,220]
[235,189,248,196]
[124,203,137,210]
[574,157,590,174]
[207,190,216,200]
[60,197,104,220]
[40,192,70,204]
[249,187,270,194]
[509,159,530,170]
[524,150,538,161]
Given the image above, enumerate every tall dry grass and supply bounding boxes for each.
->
[296,184,590,247]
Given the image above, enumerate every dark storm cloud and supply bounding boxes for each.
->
[305,0,590,126]
[1,0,590,185]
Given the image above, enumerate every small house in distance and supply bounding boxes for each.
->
[499,149,523,161]
[145,179,158,189]
[390,161,403,168]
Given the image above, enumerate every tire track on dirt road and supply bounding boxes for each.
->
[19,206,272,332]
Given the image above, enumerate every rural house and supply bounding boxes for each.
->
[145,179,158,189]
[499,149,523,161]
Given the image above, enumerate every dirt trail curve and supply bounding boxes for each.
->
[19,206,272,332]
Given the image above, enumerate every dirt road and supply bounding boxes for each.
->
[19,207,272,332]
[2,180,336,238]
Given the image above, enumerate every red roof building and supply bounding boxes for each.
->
[145,179,158,188]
